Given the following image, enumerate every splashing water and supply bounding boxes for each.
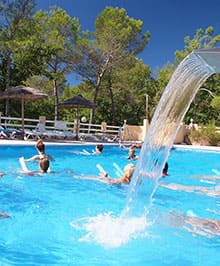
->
[76,48,220,247]
[70,212,153,248]
[124,48,220,217]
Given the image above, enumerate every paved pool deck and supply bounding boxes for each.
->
[0,138,220,152]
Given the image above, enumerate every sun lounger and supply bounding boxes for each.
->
[0,125,23,139]
[25,121,75,140]
[24,123,54,140]
[53,120,75,139]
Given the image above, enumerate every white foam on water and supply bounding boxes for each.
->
[70,212,152,248]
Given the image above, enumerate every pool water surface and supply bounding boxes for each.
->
[0,144,219,265]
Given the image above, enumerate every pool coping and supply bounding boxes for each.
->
[0,139,220,152]
[0,139,119,146]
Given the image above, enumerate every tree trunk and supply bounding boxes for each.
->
[89,55,112,124]
[5,53,11,116]
[89,77,100,126]
[53,79,59,121]
[108,77,116,125]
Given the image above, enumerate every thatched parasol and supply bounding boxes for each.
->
[0,85,48,131]
[59,94,96,139]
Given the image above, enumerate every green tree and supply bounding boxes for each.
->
[174,26,220,125]
[31,7,82,120]
[175,26,220,65]
[211,94,220,120]
[0,0,36,114]
[74,6,150,124]
[108,58,151,125]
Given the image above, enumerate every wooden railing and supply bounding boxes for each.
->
[0,115,121,141]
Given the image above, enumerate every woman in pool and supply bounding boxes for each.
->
[100,163,135,184]
[24,139,54,173]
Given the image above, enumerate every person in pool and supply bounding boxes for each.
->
[0,211,10,220]
[95,144,104,154]
[127,148,138,160]
[130,142,143,149]
[100,164,135,184]
[162,162,169,177]
[25,139,54,173]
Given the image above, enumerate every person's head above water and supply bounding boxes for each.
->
[128,148,137,160]
[96,144,104,153]
[123,163,135,180]
[36,139,45,153]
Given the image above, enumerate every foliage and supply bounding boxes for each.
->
[174,27,220,125]
[73,6,151,124]
[189,122,220,146]
[30,7,83,119]
[174,26,220,66]
[211,95,220,112]
[0,0,36,88]
[0,4,220,130]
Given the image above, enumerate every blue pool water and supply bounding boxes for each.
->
[0,144,219,265]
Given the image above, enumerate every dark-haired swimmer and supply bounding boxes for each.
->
[130,143,143,149]
[162,162,169,177]
[95,144,104,154]
[127,148,138,160]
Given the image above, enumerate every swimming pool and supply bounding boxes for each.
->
[0,144,219,265]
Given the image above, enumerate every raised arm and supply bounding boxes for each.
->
[25,155,40,162]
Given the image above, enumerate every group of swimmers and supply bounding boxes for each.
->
[3,140,219,238]
[96,142,169,184]
[1,139,169,185]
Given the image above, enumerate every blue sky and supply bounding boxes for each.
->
[36,0,220,81]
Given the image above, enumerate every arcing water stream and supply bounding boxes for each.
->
[77,48,220,247]
[124,48,220,217]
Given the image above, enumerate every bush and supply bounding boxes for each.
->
[189,123,220,146]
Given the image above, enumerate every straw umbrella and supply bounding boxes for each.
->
[59,94,96,140]
[0,85,48,131]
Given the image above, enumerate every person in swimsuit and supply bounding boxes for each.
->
[100,164,135,184]
[25,139,54,173]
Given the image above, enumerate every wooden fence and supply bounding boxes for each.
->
[0,115,122,142]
